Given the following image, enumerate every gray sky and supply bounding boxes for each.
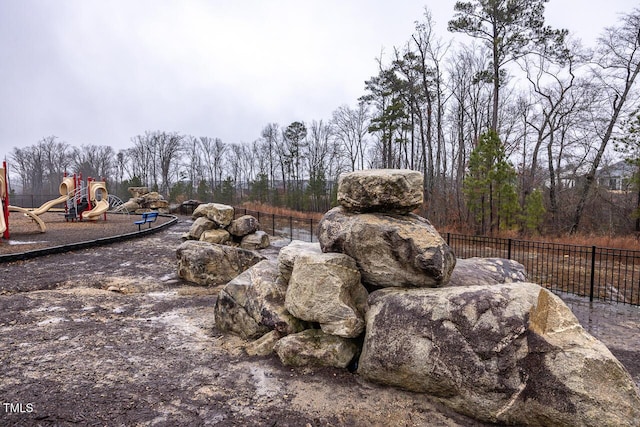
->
[0,0,637,162]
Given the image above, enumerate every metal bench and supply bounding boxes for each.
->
[134,211,159,230]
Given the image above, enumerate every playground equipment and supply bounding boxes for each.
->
[78,178,109,220]
[0,161,111,239]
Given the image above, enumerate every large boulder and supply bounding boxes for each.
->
[192,203,234,228]
[240,230,270,250]
[228,215,260,237]
[273,329,358,368]
[357,283,640,426]
[277,240,323,283]
[128,186,150,198]
[318,207,456,288]
[176,240,265,286]
[337,169,423,214]
[447,257,527,287]
[214,260,306,339]
[286,252,368,338]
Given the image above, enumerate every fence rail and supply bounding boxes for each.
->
[445,233,640,307]
[234,207,318,243]
[233,206,640,307]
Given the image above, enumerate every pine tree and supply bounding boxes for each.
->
[522,189,546,235]
[463,130,519,234]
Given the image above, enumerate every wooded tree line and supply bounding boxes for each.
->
[7,1,640,236]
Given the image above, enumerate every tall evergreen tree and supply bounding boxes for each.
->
[463,130,519,233]
[448,0,567,131]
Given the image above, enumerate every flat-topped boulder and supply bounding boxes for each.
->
[192,203,234,228]
[337,169,423,214]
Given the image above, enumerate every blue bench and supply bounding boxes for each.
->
[134,211,159,230]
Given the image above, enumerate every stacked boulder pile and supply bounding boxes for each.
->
[176,203,270,286]
[210,169,640,426]
[117,187,170,213]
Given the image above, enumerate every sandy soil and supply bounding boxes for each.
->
[0,216,638,426]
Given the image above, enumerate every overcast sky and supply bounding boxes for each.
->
[0,0,637,162]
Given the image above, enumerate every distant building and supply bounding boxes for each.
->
[596,160,636,191]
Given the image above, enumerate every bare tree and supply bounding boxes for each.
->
[570,8,640,233]
[331,103,369,171]
[198,137,226,194]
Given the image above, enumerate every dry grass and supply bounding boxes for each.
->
[237,202,324,221]
[242,203,640,251]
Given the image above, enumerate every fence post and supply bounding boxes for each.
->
[590,245,596,302]
[507,239,512,260]
[272,214,275,236]
[310,218,313,242]
[446,232,450,245]
[289,216,293,241]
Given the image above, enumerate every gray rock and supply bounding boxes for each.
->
[357,283,640,426]
[447,257,527,287]
[286,252,368,338]
[228,215,260,237]
[277,240,322,283]
[318,207,456,288]
[241,230,270,250]
[214,260,307,339]
[273,329,358,368]
[244,330,282,357]
[337,168,423,214]
[176,240,265,286]
[128,186,149,198]
[199,228,231,244]
[186,217,216,240]
[192,202,234,227]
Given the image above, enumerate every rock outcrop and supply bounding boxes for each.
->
[192,203,234,228]
[273,329,358,368]
[214,260,306,339]
[176,240,265,286]
[337,168,423,214]
[228,215,260,237]
[182,203,271,250]
[206,169,640,426]
[447,257,527,287]
[357,283,640,426]
[286,252,368,338]
[318,207,455,288]
[117,187,170,213]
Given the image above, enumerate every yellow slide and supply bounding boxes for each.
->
[30,176,75,216]
[82,181,109,220]
[8,204,46,232]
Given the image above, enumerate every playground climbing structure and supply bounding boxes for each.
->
[0,161,112,239]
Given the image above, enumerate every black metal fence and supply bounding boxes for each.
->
[232,206,640,307]
[8,194,59,209]
[234,207,318,243]
[445,233,640,307]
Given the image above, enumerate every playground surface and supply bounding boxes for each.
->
[0,212,173,255]
[0,217,639,426]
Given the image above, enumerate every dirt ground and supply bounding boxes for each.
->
[1,214,639,426]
